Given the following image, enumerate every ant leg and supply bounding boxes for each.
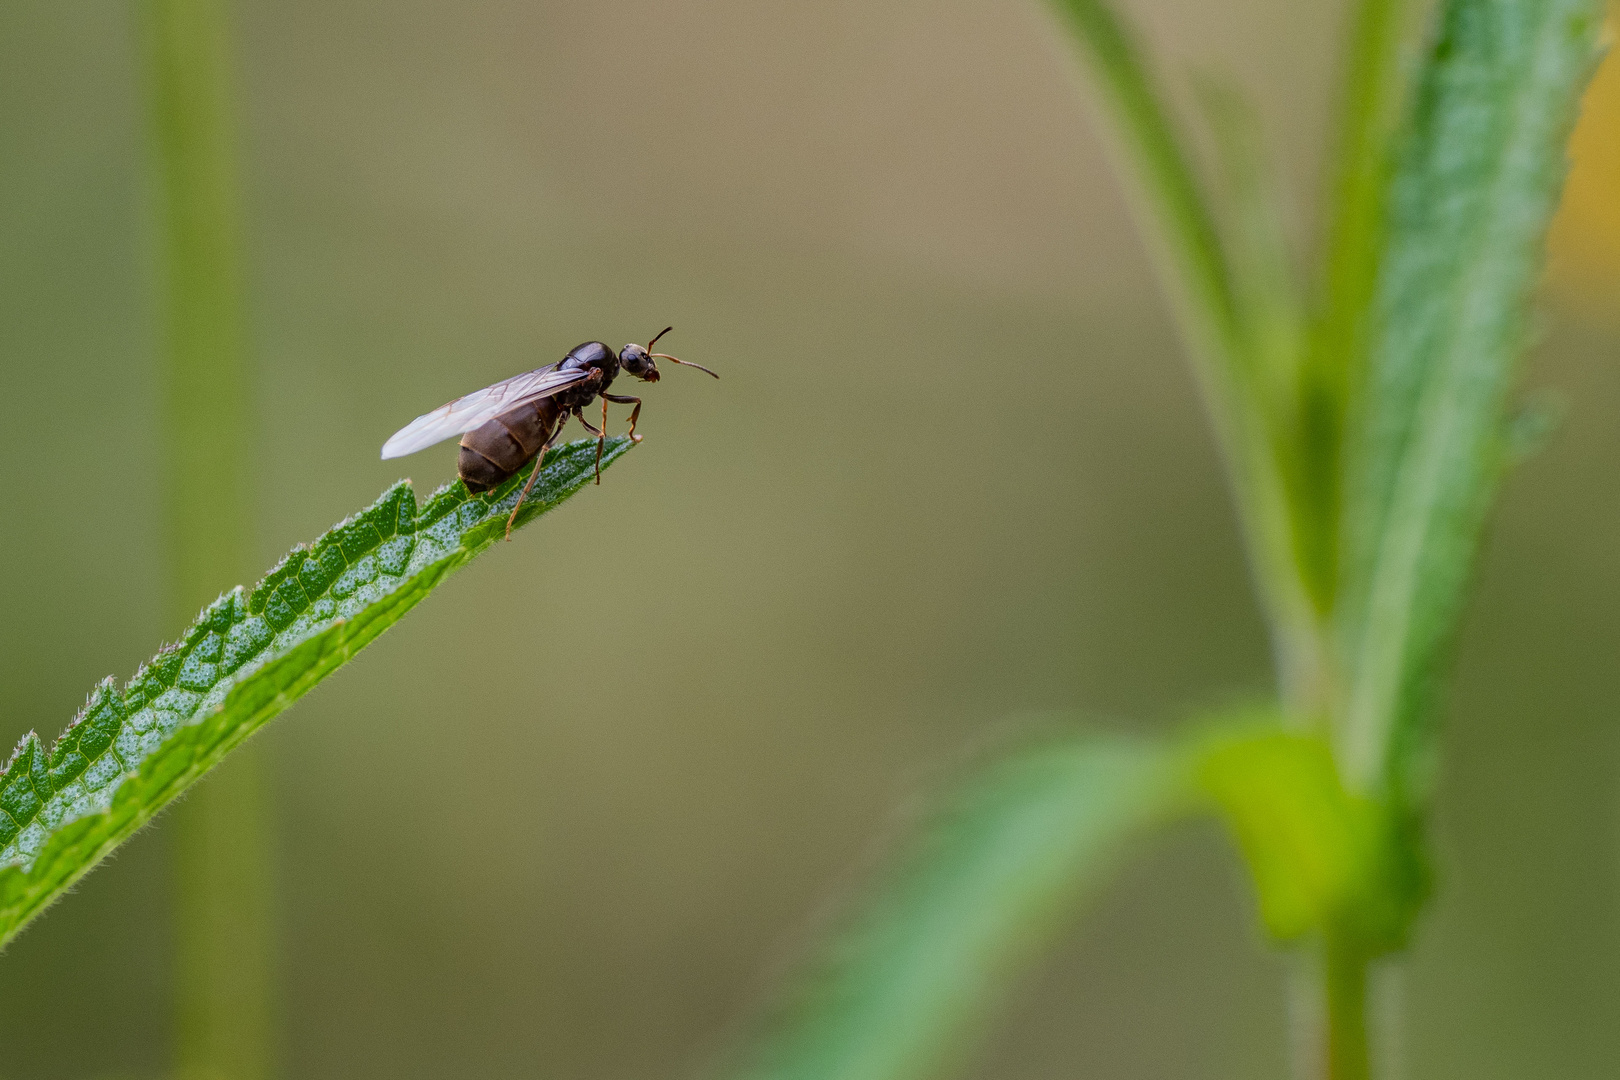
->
[572,406,605,485]
[602,393,643,442]
[505,431,561,540]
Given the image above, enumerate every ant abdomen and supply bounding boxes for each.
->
[458,396,562,492]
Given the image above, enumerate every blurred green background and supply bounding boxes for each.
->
[2,0,1619,1077]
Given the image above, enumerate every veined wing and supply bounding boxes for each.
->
[381,365,589,459]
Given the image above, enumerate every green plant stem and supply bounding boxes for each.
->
[1324,937,1370,1080]
[145,0,273,1076]
[1276,0,1408,724]
[173,756,274,1080]
[1317,0,1406,379]
[1287,5,1411,1073]
[1276,0,1409,716]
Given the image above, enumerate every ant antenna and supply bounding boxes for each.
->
[646,326,719,378]
[652,353,719,378]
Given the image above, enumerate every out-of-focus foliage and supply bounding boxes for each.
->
[735,0,1609,1078]
[1339,0,1607,804]
[732,734,1183,1080]
[1195,726,1402,947]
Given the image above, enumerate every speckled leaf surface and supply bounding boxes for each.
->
[0,436,631,947]
[1339,0,1606,799]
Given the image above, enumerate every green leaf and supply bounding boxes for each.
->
[728,732,1187,1080]
[1043,0,1244,433]
[1044,0,1239,395]
[1339,0,1607,798]
[1314,0,1411,395]
[728,713,1438,1080]
[1044,0,1328,709]
[0,437,632,947]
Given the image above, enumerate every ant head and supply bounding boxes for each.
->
[618,342,661,382]
[620,327,719,385]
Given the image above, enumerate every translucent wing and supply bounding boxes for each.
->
[381,365,590,459]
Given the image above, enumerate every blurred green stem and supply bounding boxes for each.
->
[1294,1,1410,1074]
[173,755,275,1080]
[1317,0,1405,374]
[145,0,274,1076]
[1283,0,1407,727]
[1324,937,1370,1080]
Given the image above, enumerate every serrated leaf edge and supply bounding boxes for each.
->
[0,437,630,942]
